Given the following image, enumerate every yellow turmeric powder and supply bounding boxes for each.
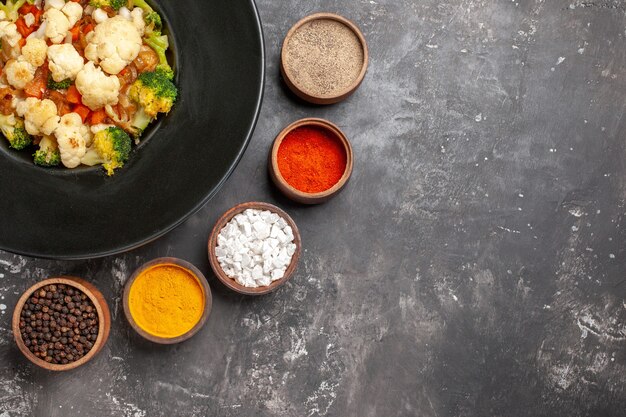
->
[128,263,205,338]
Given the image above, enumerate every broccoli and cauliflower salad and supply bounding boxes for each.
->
[0,0,177,175]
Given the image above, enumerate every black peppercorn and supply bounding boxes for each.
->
[19,284,99,365]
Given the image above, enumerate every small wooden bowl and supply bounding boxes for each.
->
[269,118,354,204]
[208,202,302,295]
[12,277,111,371]
[280,12,368,105]
[123,257,212,345]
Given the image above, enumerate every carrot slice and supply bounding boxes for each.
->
[73,104,90,123]
[18,4,32,15]
[32,8,42,24]
[69,24,81,41]
[89,109,107,125]
[66,85,82,104]
[24,82,43,98]
[83,23,94,34]
[15,18,34,38]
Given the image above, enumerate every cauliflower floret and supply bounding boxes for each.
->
[16,98,60,136]
[47,43,84,82]
[44,0,66,11]
[84,16,142,75]
[61,1,82,27]
[21,38,48,67]
[0,11,6,21]
[0,21,22,59]
[44,8,70,44]
[4,59,36,89]
[130,7,145,35]
[80,123,93,147]
[90,123,113,135]
[28,21,48,40]
[92,8,108,24]
[11,95,24,111]
[118,6,131,19]
[0,21,20,46]
[75,61,120,110]
[55,112,86,168]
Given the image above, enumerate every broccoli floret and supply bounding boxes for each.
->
[47,76,71,91]
[88,127,132,176]
[0,0,32,22]
[33,136,61,167]
[89,0,125,11]
[144,31,173,79]
[33,148,61,166]
[131,0,162,33]
[127,68,176,139]
[80,147,101,167]
[129,69,177,118]
[0,113,32,150]
[145,11,162,32]
[129,106,151,139]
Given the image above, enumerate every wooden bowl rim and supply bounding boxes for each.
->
[208,202,302,295]
[280,12,369,104]
[122,257,212,345]
[12,276,111,372]
[270,118,354,203]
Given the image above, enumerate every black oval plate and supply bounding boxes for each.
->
[0,0,265,259]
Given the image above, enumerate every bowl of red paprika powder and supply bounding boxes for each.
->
[269,118,353,204]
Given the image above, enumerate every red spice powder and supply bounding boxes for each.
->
[277,126,347,193]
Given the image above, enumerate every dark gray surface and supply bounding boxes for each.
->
[1,0,625,415]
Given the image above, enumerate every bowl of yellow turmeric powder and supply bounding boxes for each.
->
[123,258,212,344]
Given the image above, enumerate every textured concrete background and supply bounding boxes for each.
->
[1,0,626,416]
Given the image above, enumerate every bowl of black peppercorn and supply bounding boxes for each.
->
[12,277,111,371]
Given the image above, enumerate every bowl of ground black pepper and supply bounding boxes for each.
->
[270,118,353,204]
[12,277,111,371]
[281,12,368,104]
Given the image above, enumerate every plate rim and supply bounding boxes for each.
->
[0,0,266,261]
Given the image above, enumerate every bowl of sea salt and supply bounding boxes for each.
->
[208,202,301,295]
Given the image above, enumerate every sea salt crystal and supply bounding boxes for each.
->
[216,208,297,288]
[257,274,271,287]
[253,221,270,239]
[271,269,285,280]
